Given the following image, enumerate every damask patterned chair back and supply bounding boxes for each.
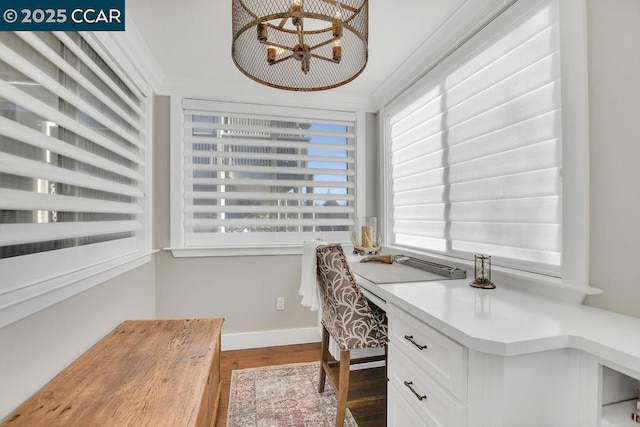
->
[315,244,387,351]
[315,244,387,427]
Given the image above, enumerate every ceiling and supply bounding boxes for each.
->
[126,0,503,111]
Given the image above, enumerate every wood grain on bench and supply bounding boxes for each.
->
[3,318,224,427]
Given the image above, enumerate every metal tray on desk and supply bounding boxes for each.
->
[399,257,467,280]
[349,256,466,285]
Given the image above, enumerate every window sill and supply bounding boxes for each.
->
[0,250,156,329]
[166,240,356,258]
[382,245,602,304]
[166,245,309,258]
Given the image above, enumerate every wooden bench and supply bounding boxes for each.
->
[2,318,224,426]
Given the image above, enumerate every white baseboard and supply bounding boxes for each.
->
[221,326,321,351]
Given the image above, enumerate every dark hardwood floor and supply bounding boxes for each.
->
[216,342,386,427]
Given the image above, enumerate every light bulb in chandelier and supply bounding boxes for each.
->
[333,40,342,63]
[267,47,276,64]
[293,43,312,73]
[332,22,343,38]
[301,58,311,74]
[257,23,267,42]
[289,0,303,27]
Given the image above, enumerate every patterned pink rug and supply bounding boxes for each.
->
[226,361,357,426]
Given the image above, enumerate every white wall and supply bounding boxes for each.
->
[0,261,156,418]
[154,251,315,333]
[582,0,640,318]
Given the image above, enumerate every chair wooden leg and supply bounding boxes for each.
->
[336,350,351,427]
[318,326,330,393]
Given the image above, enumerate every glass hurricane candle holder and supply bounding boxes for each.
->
[360,217,376,248]
[470,254,496,289]
[352,217,381,255]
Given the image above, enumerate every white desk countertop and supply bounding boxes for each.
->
[355,275,640,375]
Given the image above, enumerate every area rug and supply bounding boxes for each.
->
[226,361,357,427]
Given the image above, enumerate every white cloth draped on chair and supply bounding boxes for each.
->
[299,239,326,311]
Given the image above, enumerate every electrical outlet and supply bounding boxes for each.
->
[276,297,285,311]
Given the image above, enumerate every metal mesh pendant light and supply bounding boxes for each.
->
[232,0,368,91]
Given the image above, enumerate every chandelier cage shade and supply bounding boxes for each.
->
[232,0,368,91]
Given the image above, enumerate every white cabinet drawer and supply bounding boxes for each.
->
[388,305,468,401]
[388,344,466,427]
[388,381,432,426]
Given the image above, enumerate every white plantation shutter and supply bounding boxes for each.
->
[180,99,355,247]
[0,32,147,293]
[385,0,562,275]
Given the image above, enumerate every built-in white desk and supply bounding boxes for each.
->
[352,267,640,427]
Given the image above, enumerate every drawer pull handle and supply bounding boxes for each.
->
[404,334,427,350]
[403,381,427,401]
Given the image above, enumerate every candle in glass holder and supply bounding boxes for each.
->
[361,226,373,247]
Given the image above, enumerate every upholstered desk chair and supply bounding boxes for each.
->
[315,244,388,427]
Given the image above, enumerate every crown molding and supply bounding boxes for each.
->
[85,11,165,93]
[157,76,373,112]
[370,0,517,112]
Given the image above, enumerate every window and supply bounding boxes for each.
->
[381,0,589,290]
[0,32,150,326]
[171,99,357,254]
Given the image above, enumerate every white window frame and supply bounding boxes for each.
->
[379,0,597,301]
[169,97,366,257]
[0,31,155,329]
